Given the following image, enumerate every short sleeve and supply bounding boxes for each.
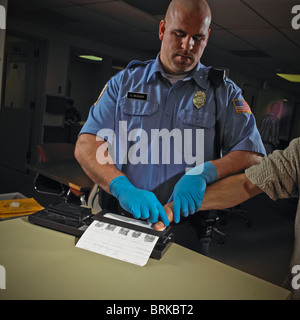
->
[80,75,121,145]
[221,82,266,156]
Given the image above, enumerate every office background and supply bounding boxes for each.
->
[0,0,299,288]
[0,0,300,172]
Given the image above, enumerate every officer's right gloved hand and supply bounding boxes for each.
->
[109,176,169,226]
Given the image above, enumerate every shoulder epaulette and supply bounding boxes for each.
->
[126,60,148,69]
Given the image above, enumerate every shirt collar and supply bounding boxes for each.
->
[147,53,208,90]
[146,54,165,83]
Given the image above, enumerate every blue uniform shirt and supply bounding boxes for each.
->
[80,54,265,204]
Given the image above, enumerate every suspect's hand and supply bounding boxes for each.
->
[154,203,174,231]
[109,176,169,226]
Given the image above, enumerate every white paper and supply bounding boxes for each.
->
[76,219,159,266]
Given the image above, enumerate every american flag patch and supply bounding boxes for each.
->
[233,99,252,114]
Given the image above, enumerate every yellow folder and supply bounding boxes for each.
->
[0,198,44,220]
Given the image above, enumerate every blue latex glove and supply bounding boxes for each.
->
[168,162,218,223]
[109,176,169,226]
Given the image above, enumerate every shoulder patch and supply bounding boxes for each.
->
[233,99,252,114]
[94,84,108,105]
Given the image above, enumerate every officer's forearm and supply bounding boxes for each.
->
[210,150,263,180]
[75,133,125,193]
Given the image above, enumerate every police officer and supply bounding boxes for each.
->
[75,0,265,250]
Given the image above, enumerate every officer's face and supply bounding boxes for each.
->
[159,7,210,75]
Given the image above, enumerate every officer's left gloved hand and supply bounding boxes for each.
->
[168,162,218,223]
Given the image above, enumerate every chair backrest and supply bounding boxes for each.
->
[37,143,75,163]
[87,184,102,212]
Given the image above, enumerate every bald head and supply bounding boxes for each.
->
[165,0,212,25]
[159,0,212,74]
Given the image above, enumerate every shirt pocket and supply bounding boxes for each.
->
[119,97,160,133]
[121,98,159,116]
[180,109,215,128]
[178,109,216,163]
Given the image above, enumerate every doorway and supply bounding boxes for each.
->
[0,34,46,172]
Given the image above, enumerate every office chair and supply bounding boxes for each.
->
[193,204,252,256]
[218,205,252,228]
[196,205,252,255]
[87,184,102,212]
[33,143,87,205]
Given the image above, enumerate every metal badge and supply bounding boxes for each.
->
[193,91,206,109]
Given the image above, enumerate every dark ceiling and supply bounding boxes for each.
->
[6,0,300,95]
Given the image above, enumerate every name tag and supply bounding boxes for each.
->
[127,92,148,101]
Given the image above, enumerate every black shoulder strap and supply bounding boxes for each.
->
[208,67,225,88]
[208,68,225,159]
